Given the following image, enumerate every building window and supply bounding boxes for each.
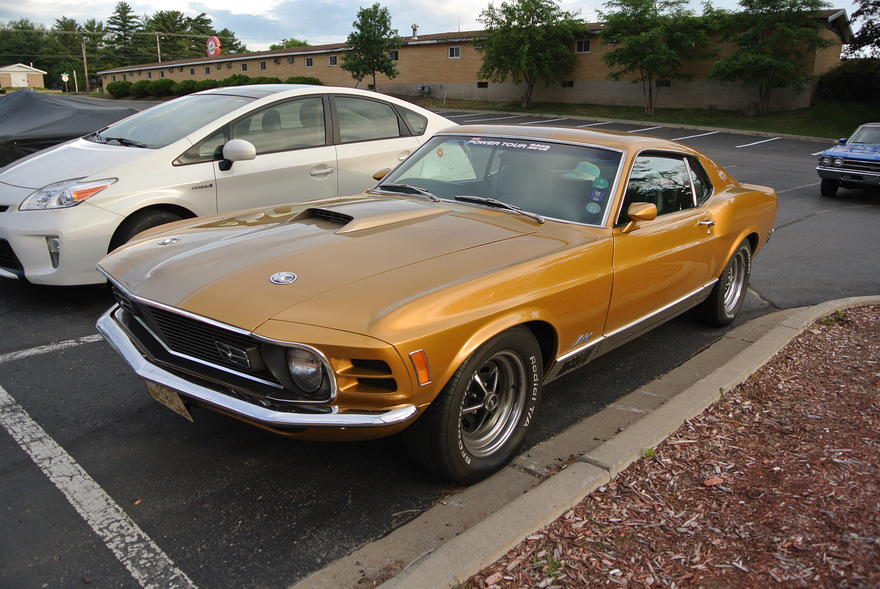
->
[306,57,313,67]
[260,61,266,70]
[329,55,337,66]
[477,81,488,88]
[287,56,294,64]
[561,80,574,87]
[111,75,116,82]
[168,67,173,72]
[122,74,126,81]
[273,57,280,64]
[389,50,399,61]
[160,70,165,78]
[241,63,248,71]
[147,71,152,79]
[190,68,195,75]
[226,63,232,69]
[205,66,210,74]
[178,66,183,72]
[449,46,461,59]
[575,39,591,53]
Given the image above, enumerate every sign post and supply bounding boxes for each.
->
[61,72,69,93]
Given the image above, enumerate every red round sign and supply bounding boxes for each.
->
[206,36,222,57]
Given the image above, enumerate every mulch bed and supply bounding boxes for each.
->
[467,305,880,588]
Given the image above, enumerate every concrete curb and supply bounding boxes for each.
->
[379,296,880,589]
[432,105,836,143]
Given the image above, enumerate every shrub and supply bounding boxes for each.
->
[172,79,198,95]
[106,80,132,98]
[149,78,175,96]
[130,80,152,98]
[251,76,283,84]
[194,79,221,91]
[817,58,880,103]
[220,74,251,86]
[284,76,323,85]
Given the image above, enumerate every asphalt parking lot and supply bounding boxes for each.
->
[1,110,879,588]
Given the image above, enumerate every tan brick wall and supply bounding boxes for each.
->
[26,73,44,88]
[0,73,11,87]
[811,28,843,76]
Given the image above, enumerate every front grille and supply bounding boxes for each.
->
[0,238,23,272]
[308,208,353,225]
[112,287,136,315]
[841,159,880,173]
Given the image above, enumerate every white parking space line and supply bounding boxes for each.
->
[519,118,567,125]
[672,131,719,141]
[628,126,663,133]
[777,182,820,194]
[0,334,104,365]
[444,113,486,118]
[0,383,197,589]
[465,115,524,122]
[735,137,781,148]
[577,121,612,127]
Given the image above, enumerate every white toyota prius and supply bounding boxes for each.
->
[0,84,454,285]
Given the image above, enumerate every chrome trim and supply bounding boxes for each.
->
[98,308,417,429]
[816,165,880,177]
[0,267,19,279]
[408,349,433,386]
[556,334,604,362]
[249,335,339,404]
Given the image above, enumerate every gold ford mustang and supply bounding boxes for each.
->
[97,125,777,483]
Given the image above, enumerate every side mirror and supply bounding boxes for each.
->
[838,137,847,145]
[621,202,657,234]
[218,139,256,171]
[372,168,392,181]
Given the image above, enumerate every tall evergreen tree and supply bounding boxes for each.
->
[216,28,248,53]
[106,2,142,65]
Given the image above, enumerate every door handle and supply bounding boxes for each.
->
[698,219,715,226]
[397,151,410,161]
[309,166,335,177]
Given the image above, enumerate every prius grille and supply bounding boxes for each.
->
[0,239,22,272]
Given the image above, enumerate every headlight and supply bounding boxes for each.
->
[833,158,844,167]
[19,178,117,210]
[820,156,831,166]
[287,347,324,393]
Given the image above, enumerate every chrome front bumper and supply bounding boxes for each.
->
[97,306,419,429]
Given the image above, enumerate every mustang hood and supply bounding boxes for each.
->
[100,197,545,332]
[822,143,880,161]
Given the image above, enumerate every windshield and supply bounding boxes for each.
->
[91,94,253,149]
[379,135,623,225]
[850,126,880,144]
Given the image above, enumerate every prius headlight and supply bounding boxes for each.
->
[20,178,117,210]
[287,347,324,393]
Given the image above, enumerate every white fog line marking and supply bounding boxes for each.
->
[777,182,820,194]
[519,117,567,125]
[0,334,104,365]
[466,115,523,122]
[0,384,197,589]
[735,137,781,148]
[628,126,662,133]
[672,131,719,141]
[444,113,485,118]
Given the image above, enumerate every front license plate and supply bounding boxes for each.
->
[147,382,193,422]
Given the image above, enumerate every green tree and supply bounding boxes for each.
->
[0,19,50,84]
[341,3,400,88]
[600,0,714,116]
[709,0,832,115]
[216,28,247,53]
[48,17,84,91]
[142,10,190,61]
[82,19,107,88]
[477,0,583,108]
[269,37,309,50]
[848,0,879,57]
[106,2,143,66]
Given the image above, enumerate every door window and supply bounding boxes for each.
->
[687,156,713,204]
[618,154,694,224]
[230,97,326,155]
[175,128,227,165]
[335,96,402,143]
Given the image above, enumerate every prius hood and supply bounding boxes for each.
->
[0,138,148,190]
[99,196,563,333]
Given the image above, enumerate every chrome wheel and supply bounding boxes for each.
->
[722,247,748,315]
[460,351,527,458]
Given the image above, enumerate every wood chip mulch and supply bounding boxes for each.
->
[467,305,880,588]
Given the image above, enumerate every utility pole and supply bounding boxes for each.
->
[155,32,162,62]
[80,38,90,92]
[73,70,79,93]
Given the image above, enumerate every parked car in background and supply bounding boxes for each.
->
[816,122,880,197]
[97,126,777,483]
[0,84,453,285]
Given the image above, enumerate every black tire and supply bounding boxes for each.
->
[696,240,752,327]
[109,209,184,252]
[402,327,542,484]
[820,178,839,197]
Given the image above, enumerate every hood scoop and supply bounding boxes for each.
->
[295,200,448,235]
[306,207,354,225]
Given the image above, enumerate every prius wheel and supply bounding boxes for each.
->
[109,209,186,252]
[820,178,839,197]
[403,327,542,484]
[696,240,752,326]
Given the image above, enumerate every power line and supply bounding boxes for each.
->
[0,26,278,41]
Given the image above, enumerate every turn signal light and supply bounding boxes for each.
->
[409,350,432,386]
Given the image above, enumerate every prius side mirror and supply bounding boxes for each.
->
[218,139,256,171]
[621,202,657,234]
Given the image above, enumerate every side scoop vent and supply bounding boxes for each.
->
[307,208,354,225]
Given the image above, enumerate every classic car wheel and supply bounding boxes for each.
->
[820,178,839,197]
[696,240,752,326]
[403,327,542,483]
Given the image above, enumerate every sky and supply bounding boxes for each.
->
[0,0,860,52]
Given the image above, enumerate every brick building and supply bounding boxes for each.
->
[97,10,852,112]
[0,63,47,89]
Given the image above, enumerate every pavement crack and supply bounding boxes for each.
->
[748,287,779,310]
[774,208,834,231]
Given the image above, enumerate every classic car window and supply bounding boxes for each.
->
[230,97,325,155]
[618,154,694,224]
[381,136,623,225]
[336,96,402,142]
[687,156,712,205]
[850,125,880,143]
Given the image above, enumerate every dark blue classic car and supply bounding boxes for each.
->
[816,123,880,197]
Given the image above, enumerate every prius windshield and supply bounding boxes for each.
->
[377,135,623,225]
[90,94,253,149]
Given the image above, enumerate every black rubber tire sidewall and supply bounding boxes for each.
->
[820,178,839,197]
[110,210,183,251]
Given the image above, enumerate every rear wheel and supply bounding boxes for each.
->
[696,240,752,326]
[109,209,184,251]
[820,178,839,197]
[403,327,542,484]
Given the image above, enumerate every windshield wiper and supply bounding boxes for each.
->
[375,183,440,202]
[453,195,544,224]
[103,137,149,148]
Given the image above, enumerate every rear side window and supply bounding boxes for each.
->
[399,108,428,135]
[687,156,713,204]
[335,96,402,143]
